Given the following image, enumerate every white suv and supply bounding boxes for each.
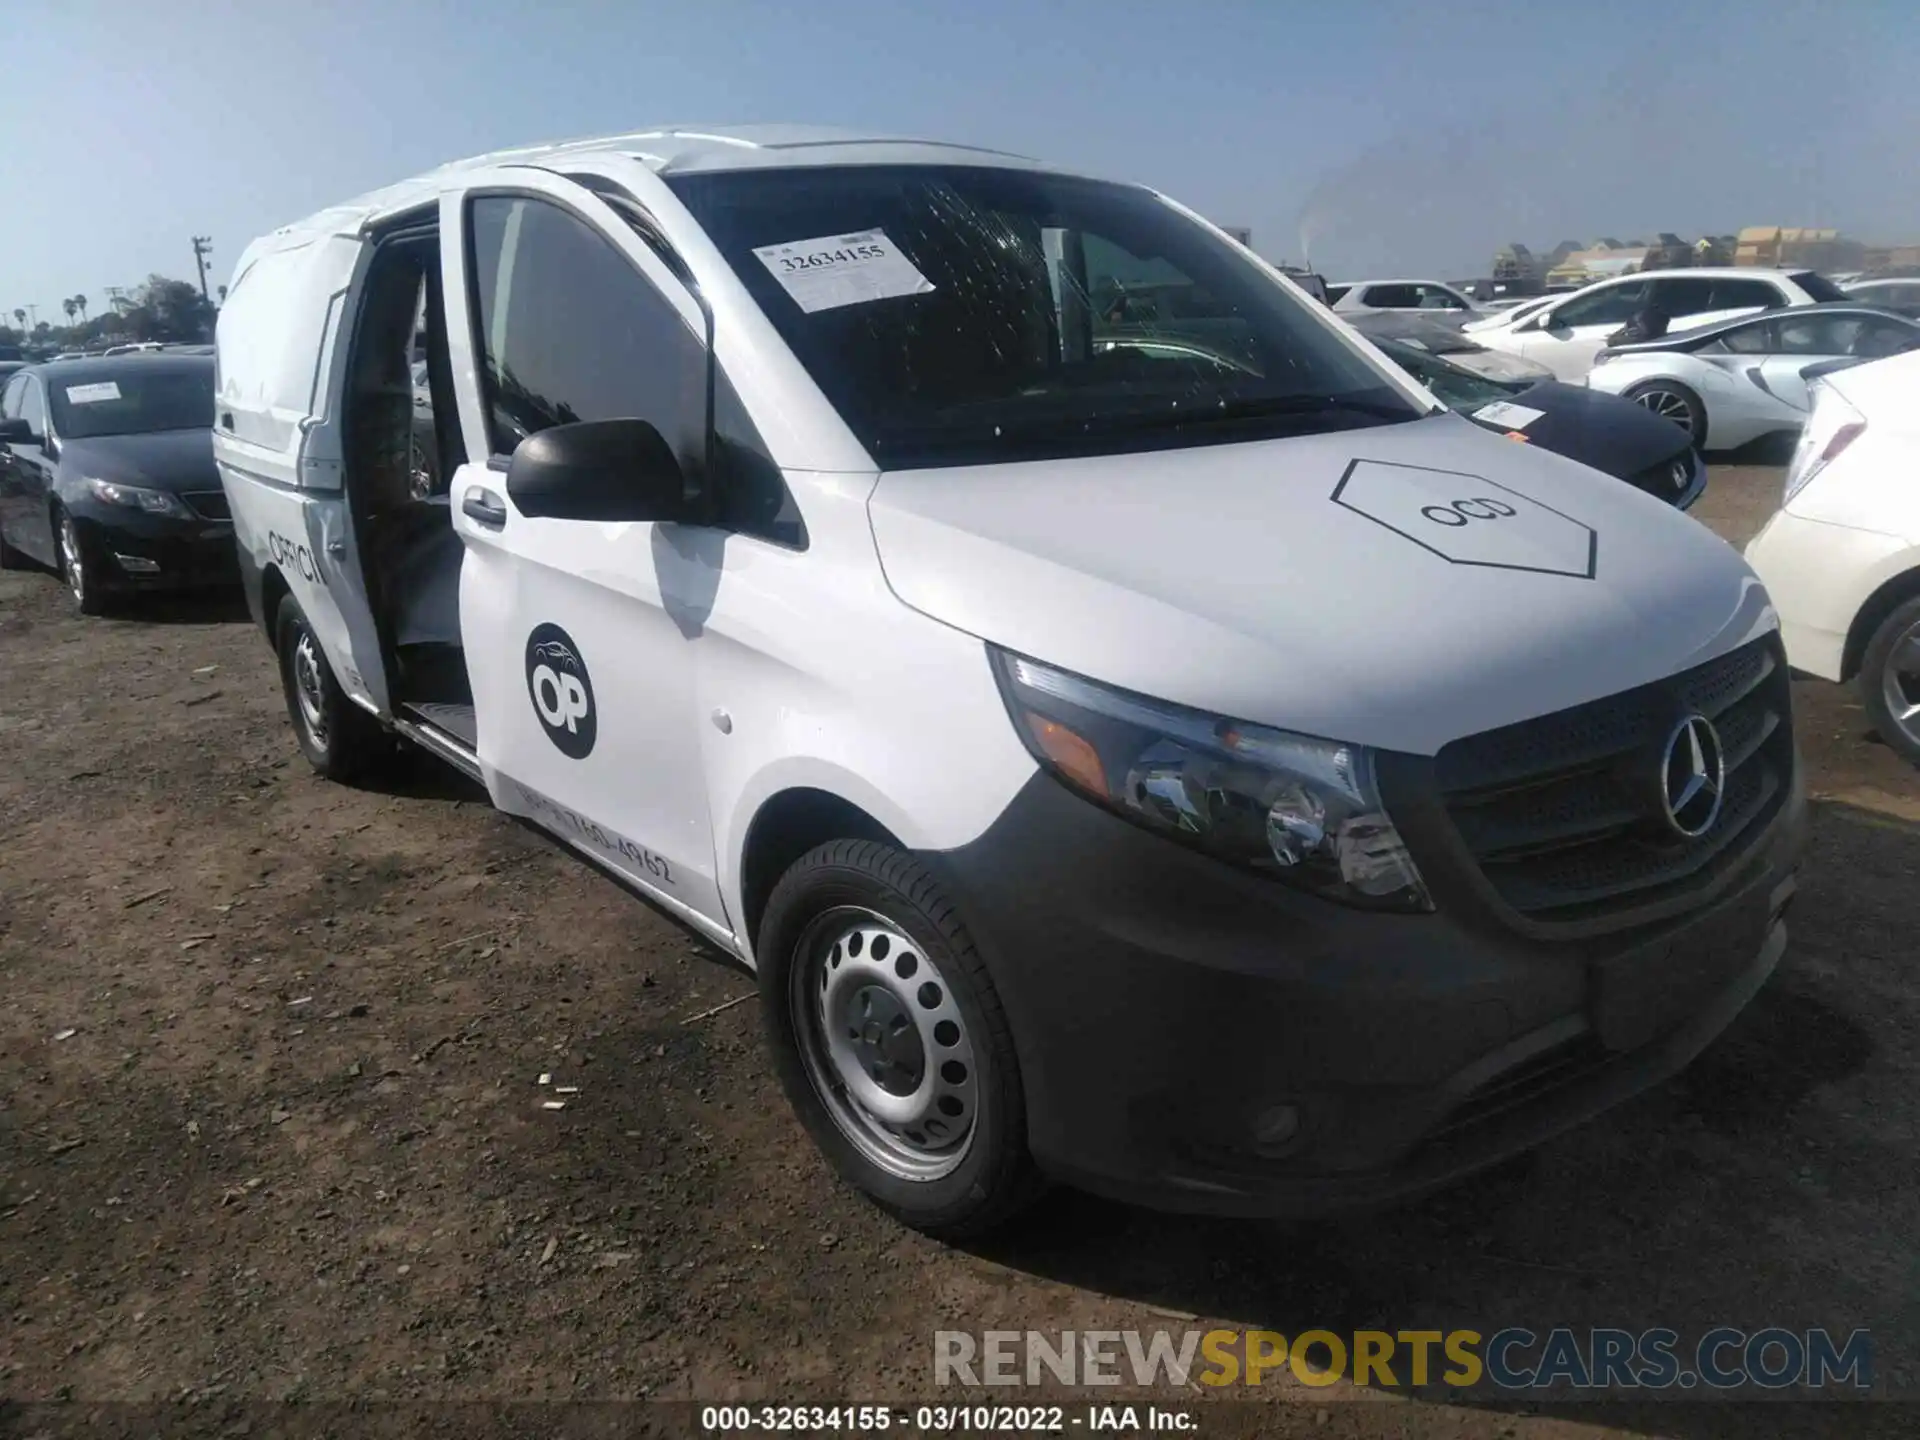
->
[1467,268,1846,382]
[1330,279,1483,322]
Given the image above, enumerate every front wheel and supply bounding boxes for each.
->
[758,840,1043,1238]
[56,510,111,616]
[274,594,387,781]
[1861,596,1920,767]
[1624,380,1708,446]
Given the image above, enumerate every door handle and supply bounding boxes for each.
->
[462,488,508,529]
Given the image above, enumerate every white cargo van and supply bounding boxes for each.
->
[216,127,1804,1235]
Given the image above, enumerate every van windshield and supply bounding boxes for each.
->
[669,165,1425,469]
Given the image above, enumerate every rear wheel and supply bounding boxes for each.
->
[275,594,387,780]
[1861,596,1920,767]
[1624,380,1707,446]
[56,509,111,616]
[758,839,1043,1238]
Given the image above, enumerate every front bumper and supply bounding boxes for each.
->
[69,504,241,592]
[926,763,1805,1218]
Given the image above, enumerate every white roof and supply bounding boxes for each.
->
[252,125,1058,252]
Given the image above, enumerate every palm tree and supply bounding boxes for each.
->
[62,298,76,325]
[10,308,22,331]
[74,294,88,323]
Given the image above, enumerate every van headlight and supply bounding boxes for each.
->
[990,649,1432,912]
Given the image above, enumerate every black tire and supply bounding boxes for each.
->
[1624,380,1708,447]
[758,839,1043,1238]
[55,507,111,616]
[274,594,387,781]
[1860,594,1920,768]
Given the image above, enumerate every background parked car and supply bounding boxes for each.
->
[1346,310,1553,385]
[1466,267,1848,382]
[1841,276,1920,318]
[0,354,233,613]
[1746,349,1920,765]
[1370,333,1705,508]
[1585,304,1920,450]
[1328,278,1485,324]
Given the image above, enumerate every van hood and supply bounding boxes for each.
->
[866,413,1774,756]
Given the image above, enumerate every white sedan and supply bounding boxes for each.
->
[1465,267,1848,382]
[1586,304,1920,449]
[1746,349,1920,765]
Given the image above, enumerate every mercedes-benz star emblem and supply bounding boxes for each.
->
[1660,713,1726,839]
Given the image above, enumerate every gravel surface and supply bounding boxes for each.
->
[2,464,1915,1437]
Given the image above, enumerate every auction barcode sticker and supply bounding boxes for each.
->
[752,229,934,313]
[65,381,123,404]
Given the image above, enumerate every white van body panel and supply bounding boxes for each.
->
[869,414,1777,756]
[432,164,1037,952]
[215,231,392,712]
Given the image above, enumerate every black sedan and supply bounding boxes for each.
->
[0,355,235,613]
[1371,334,1706,509]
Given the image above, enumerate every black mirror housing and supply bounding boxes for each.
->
[0,417,37,444]
[506,418,693,524]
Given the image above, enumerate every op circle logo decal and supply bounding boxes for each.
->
[526,624,596,759]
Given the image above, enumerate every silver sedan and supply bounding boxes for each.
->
[1584,303,1920,449]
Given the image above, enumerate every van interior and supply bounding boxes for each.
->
[341,221,478,749]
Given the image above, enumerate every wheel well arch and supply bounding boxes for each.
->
[1842,565,1920,682]
[258,564,291,641]
[738,787,902,955]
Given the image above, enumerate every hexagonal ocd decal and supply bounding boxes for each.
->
[1331,458,1597,579]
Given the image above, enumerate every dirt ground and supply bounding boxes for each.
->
[3,465,1917,1439]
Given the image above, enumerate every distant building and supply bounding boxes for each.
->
[1735,226,1866,272]
[1547,241,1651,288]
[1218,225,1253,247]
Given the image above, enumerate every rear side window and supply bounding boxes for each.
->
[1790,271,1849,303]
[1706,278,1783,311]
[1361,284,1422,309]
[467,195,706,467]
[1651,276,1714,317]
[1324,285,1352,305]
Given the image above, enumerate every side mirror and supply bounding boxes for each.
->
[505,418,694,524]
[0,417,38,445]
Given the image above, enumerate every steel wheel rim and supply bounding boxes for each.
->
[1633,388,1697,438]
[292,631,329,748]
[59,517,85,606]
[792,906,978,1181]
[1883,618,1920,745]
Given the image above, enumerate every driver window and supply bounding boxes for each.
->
[1416,285,1464,310]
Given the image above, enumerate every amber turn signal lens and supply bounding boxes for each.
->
[1024,713,1108,799]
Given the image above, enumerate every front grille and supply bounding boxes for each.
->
[181,489,231,520]
[1434,634,1793,926]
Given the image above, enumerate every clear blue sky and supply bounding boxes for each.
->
[5,0,1916,321]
